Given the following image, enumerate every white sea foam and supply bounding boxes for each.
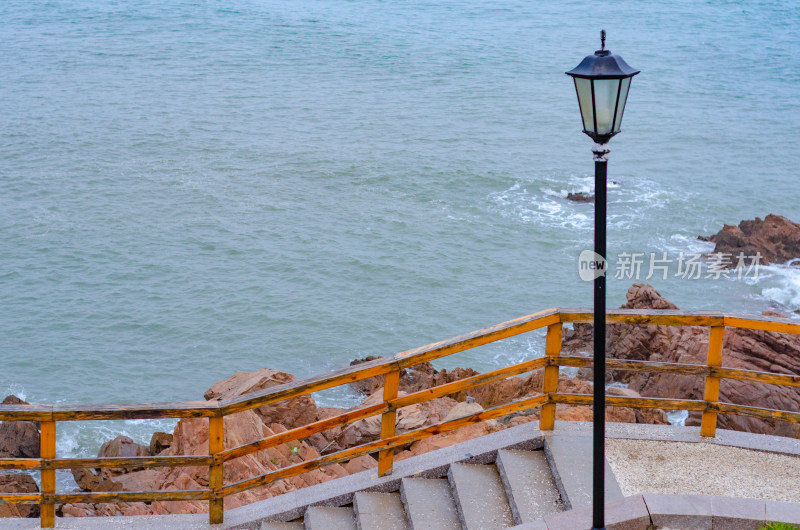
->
[313,386,365,409]
[751,262,800,313]
[667,409,689,426]
[658,233,716,256]
[52,419,178,491]
[1,384,27,402]
[487,174,677,234]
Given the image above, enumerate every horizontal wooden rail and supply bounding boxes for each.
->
[47,489,212,504]
[712,366,800,388]
[711,402,800,423]
[724,315,800,335]
[0,455,211,471]
[390,356,548,410]
[554,355,709,376]
[0,493,41,504]
[43,455,212,470]
[2,307,800,528]
[550,393,708,412]
[0,404,54,422]
[0,403,219,423]
[558,309,725,327]
[0,458,40,470]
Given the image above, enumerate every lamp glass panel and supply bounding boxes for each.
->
[612,77,631,132]
[591,79,621,134]
[574,77,594,132]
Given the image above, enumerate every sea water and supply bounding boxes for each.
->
[1,0,799,467]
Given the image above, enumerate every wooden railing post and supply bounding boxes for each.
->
[208,415,224,524]
[40,420,56,528]
[540,322,563,430]
[701,326,725,437]
[378,370,400,476]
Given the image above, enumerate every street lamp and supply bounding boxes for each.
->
[566,30,638,530]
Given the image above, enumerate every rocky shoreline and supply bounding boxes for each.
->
[699,214,800,267]
[3,215,800,518]
[4,283,799,518]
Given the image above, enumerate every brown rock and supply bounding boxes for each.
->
[704,214,800,266]
[348,356,385,394]
[607,387,669,425]
[72,467,102,492]
[98,435,150,473]
[72,435,151,492]
[343,455,378,474]
[151,473,207,515]
[60,503,100,518]
[335,389,458,448]
[204,369,318,430]
[1,395,27,406]
[99,435,150,459]
[149,431,173,455]
[395,421,502,461]
[304,407,347,455]
[0,395,40,459]
[451,370,544,409]
[567,192,594,203]
[349,357,479,396]
[0,473,39,518]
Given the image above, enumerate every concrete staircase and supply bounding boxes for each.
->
[260,448,571,529]
[246,426,623,530]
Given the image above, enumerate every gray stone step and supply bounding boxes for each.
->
[354,491,408,530]
[544,434,624,511]
[261,522,305,530]
[495,449,563,524]
[448,462,515,529]
[400,477,460,530]
[304,506,356,530]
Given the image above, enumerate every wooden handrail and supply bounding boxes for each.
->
[1,308,799,527]
[47,490,212,504]
[0,493,40,504]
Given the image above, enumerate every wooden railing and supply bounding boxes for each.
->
[2,308,800,527]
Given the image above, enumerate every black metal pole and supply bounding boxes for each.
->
[592,144,608,530]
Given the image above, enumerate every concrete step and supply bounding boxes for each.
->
[495,449,563,524]
[354,491,408,530]
[304,506,356,530]
[261,522,304,530]
[400,477,460,530]
[544,434,624,511]
[448,462,515,529]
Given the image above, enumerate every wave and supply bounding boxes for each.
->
[486,174,676,234]
[750,261,800,314]
[657,233,716,256]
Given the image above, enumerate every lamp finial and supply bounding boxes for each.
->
[600,30,606,51]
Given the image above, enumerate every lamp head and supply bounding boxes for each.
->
[566,31,639,144]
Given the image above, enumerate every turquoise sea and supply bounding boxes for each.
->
[1,0,799,465]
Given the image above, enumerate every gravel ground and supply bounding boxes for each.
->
[606,438,800,503]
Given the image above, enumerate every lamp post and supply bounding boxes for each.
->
[566,30,639,530]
